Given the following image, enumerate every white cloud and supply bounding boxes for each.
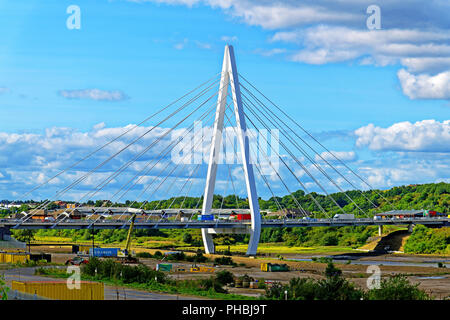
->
[358,159,449,189]
[355,120,450,152]
[221,35,238,42]
[127,0,450,100]
[58,89,129,101]
[315,151,356,162]
[397,69,450,100]
[174,38,189,50]
[195,41,212,49]
[400,57,450,74]
[0,87,10,94]
[255,48,286,57]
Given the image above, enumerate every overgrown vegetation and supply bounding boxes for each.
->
[264,263,432,300]
[404,225,450,254]
[214,256,236,266]
[35,258,250,300]
[365,274,432,300]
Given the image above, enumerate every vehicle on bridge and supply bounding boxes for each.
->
[333,214,355,220]
[198,214,214,221]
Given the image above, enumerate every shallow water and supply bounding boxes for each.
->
[289,257,449,268]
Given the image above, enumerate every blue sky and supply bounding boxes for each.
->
[0,0,449,202]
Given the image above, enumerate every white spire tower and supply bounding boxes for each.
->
[201,45,261,256]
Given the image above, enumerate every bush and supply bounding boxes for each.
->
[215,270,234,286]
[214,256,235,266]
[167,252,186,261]
[365,275,431,300]
[264,263,363,300]
[136,252,152,258]
[81,257,167,284]
[182,233,193,244]
[186,251,208,263]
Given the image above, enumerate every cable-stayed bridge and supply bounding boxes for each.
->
[2,45,448,255]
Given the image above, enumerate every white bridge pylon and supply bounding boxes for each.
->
[201,45,261,256]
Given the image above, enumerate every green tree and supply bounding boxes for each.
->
[182,232,193,244]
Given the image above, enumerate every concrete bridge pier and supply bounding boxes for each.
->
[408,223,415,233]
[378,225,383,237]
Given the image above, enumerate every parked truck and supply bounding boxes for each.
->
[89,247,120,257]
[197,214,214,221]
[261,263,289,272]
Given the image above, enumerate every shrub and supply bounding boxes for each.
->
[264,263,363,300]
[136,252,152,258]
[215,270,234,286]
[182,233,193,244]
[365,275,431,300]
[186,251,208,263]
[214,256,235,266]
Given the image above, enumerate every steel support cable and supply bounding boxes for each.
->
[243,101,340,217]
[243,96,365,217]
[116,114,209,222]
[240,84,377,214]
[151,106,220,212]
[163,105,234,215]
[223,104,241,210]
[74,85,222,206]
[110,103,219,220]
[108,96,224,222]
[224,113,305,217]
[21,78,222,223]
[217,107,239,218]
[13,73,222,204]
[244,100,369,218]
[238,74,395,210]
[221,107,286,216]
[148,102,235,223]
[142,99,232,221]
[239,107,328,217]
[241,93,363,216]
[186,103,236,221]
[18,75,222,219]
[222,105,308,217]
[221,101,286,215]
[100,98,218,213]
[227,163,240,210]
[168,163,202,210]
[179,168,201,209]
[46,84,222,229]
[220,104,241,211]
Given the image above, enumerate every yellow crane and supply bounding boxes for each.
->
[117,214,138,263]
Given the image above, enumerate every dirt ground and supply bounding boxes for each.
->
[28,245,450,299]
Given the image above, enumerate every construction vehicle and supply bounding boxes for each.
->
[117,214,139,264]
[190,265,215,273]
[261,263,289,272]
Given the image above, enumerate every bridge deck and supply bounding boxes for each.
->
[1,217,448,230]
